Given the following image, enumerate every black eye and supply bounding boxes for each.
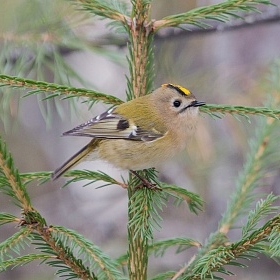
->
[173,100,181,108]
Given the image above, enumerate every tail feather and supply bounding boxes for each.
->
[52,140,98,180]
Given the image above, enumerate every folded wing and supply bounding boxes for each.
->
[63,109,164,142]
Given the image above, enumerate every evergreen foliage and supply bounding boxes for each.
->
[0,0,279,279]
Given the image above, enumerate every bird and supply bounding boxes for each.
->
[52,83,205,188]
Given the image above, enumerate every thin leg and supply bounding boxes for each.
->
[130,170,162,190]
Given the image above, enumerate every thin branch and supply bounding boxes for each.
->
[201,104,280,119]
[69,0,130,24]
[155,7,280,41]
[161,183,203,214]
[153,0,273,30]
[0,75,124,106]
[64,169,128,189]
[0,228,32,259]
[0,254,54,271]
[188,214,280,280]
[51,226,123,280]
[33,225,96,280]
[0,137,32,211]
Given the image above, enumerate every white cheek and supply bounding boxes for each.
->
[183,107,199,130]
[188,107,199,116]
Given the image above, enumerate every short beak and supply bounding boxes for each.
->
[191,100,205,107]
[181,100,205,113]
[184,100,205,110]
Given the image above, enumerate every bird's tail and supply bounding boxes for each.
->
[52,139,99,180]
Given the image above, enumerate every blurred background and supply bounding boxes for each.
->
[0,0,280,279]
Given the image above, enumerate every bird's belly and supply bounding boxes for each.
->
[98,137,184,170]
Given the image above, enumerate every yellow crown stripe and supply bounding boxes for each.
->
[161,83,191,96]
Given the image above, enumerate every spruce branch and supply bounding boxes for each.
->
[0,228,31,261]
[116,237,200,267]
[0,213,19,226]
[184,214,280,280]
[153,7,280,41]
[0,254,53,272]
[0,136,32,211]
[201,103,280,119]
[150,271,177,280]
[51,226,124,280]
[20,170,128,188]
[9,211,99,280]
[68,0,130,24]
[149,238,201,257]
[31,228,96,280]
[0,75,123,106]
[268,226,280,257]
[128,185,163,240]
[64,169,128,189]
[0,139,98,279]
[153,0,273,30]
[242,193,279,237]
[20,172,52,185]
[161,183,203,214]
[127,182,164,279]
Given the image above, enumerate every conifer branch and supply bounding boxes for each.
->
[51,226,123,280]
[201,104,280,119]
[127,186,163,279]
[242,193,279,237]
[0,213,19,226]
[116,237,200,267]
[153,0,273,30]
[161,183,203,214]
[0,139,97,279]
[0,254,53,272]
[0,228,31,260]
[268,226,280,257]
[0,75,123,106]
[31,227,96,280]
[20,172,52,185]
[0,137,32,211]
[149,238,201,257]
[69,0,130,24]
[185,214,280,279]
[64,170,128,189]
[151,271,178,280]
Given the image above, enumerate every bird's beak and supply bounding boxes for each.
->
[191,100,205,107]
[184,100,205,110]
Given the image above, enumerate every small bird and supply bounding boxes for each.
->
[52,83,205,186]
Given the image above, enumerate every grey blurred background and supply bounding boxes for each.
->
[0,0,280,279]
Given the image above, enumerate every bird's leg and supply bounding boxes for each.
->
[130,170,162,190]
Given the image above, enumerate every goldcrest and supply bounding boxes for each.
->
[52,83,205,180]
